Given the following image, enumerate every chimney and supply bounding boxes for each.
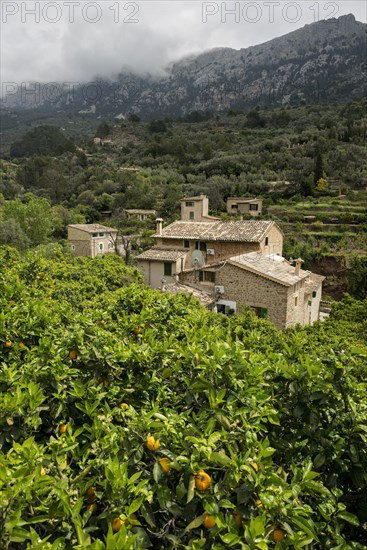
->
[294,257,303,276]
[156,218,163,236]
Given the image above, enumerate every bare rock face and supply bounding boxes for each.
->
[2,15,366,117]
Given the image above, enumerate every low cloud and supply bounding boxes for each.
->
[1,0,366,85]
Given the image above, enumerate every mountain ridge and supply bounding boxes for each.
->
[1,14,366,118]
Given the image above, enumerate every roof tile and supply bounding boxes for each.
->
[156,220,274,242]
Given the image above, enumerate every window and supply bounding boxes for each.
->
[164,263,172,276]
[265,237,269,246]
[231,204,238,209]
[183,240,190,248]
[249,203,258,211]
[186,201,194,207]
[108,242,114,250]
[195,241,207,252]
[98,243,104,251]
[199,271,216,283]
[98,232,104,237]
[189,211,195,220]
[71,244,76,252]
[253,307,268,319]
[295,297,298,306]
[312,291,317,298]
[92,233,98,238]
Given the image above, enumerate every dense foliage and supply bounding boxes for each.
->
[9,126,76,159]
[1,247,366,549]
[2,100,367,211]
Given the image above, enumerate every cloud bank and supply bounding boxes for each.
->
[1,0,366,85]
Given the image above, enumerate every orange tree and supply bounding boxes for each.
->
[0,246,366,549]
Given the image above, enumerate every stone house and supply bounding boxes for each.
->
[180,194,219,222]
[136,217,283,289]
[67,224,118,258]
[135,195,324,328]
[179,253,324,329]
[125,209,157,221]
[226,197,263,216]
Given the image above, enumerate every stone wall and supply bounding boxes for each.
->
[215,264,289,329]
[259,226,283,256]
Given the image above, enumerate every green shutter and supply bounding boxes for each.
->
[199,271,203,282]
[312,291,317,298]
[210,272,216,283]
[260,308,268,318]
[164,263,172,276]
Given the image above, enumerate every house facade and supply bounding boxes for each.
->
[181,195,219,222]
[178,253,324,329]
[226,197,263,216]
[135,195,324,329]
[136,218,283,290]
[125,209,157,221]
[67,224,118,258]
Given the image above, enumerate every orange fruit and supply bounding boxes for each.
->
[5,340,12,348]
[69,350,77,360]
[255,498,263,508]
[133,326,142,334]
[19,342,25,349]
[121,403,129,410]
[272,528,285,542]
[233,511,242,527]
[40,467,47,476]
[195,470,211,491]
[112,517,123,532]
[103,379,110,388]
[250,461,259,472]
[146,436,160,451]
[159,457,171,474]
[59,424,68,434]
[203,513,216,529]
[86,503,97,514]
[86,486,96,501]
[99,320,105,326]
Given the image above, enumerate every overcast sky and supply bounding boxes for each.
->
[1,0,366,85]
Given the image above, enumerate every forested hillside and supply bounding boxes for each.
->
[0,247,366,548]
[1,99,366,298]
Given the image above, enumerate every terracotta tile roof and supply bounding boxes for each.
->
[125,209,157,215]
[227,197,261,203]
[68,224,117,233]
[228,252,315,287]
[156,220,275,242]
[180,195,206,201]
[136,248,188,262]
[162,282,216,307]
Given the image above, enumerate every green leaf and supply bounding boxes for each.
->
[51,538,68,550]
[220,533,241,546]
[185,514,204,530]
[187,475,195,503]
[336,511,360,526]
[153,461,161,483]
[313,453,326,469]
[292,516,319,541]
[128,495,145,516]
[249,515,265,538]
[210,451,232,466]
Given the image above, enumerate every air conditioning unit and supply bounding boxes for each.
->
[215,285,224,294]
[207,248,215,255]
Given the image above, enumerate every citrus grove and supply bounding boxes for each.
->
[0,245,366,549]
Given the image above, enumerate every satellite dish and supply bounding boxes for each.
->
[191,250,205,267]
